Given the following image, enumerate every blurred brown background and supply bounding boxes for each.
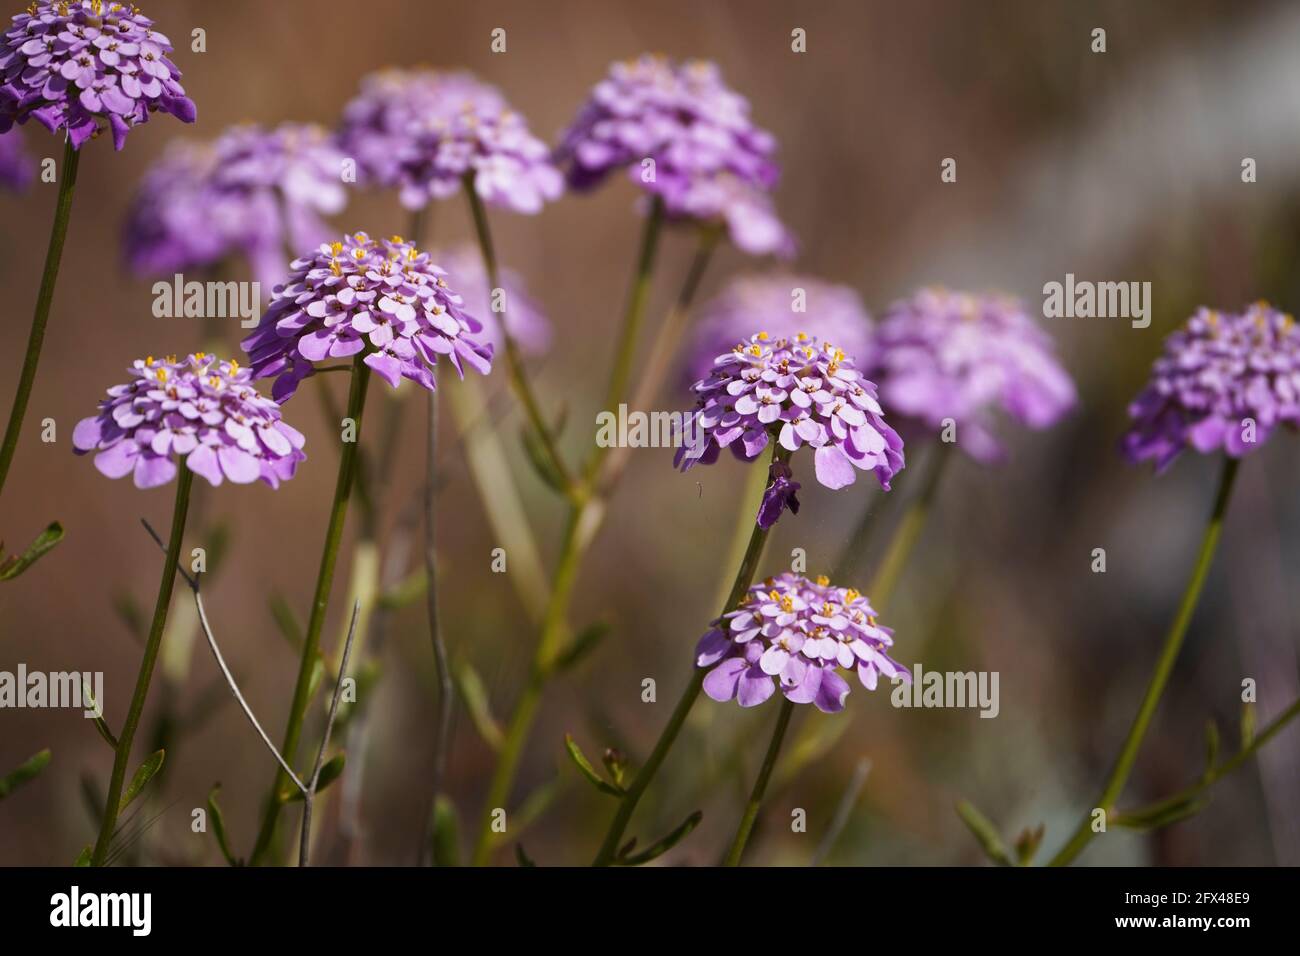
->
[1,0,1297,866]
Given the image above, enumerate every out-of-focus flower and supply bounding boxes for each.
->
[241,232,493,402]
[0,0,195,150]
[337,67,561,214]
[676,331,904,504]
[867,288,1076,463]
[124,123,347,288]
[697,572,909,712]
[557,55,793,256]
[686,274,873,384]
[0,126,34,188]
[426,243,550,356]
[72,352,305,489]
[1123,302,1300,471]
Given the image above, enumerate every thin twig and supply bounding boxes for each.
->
[299,600,360,868]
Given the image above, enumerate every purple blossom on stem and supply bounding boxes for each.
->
[756,458,799,530]
[676,332,904,510]
[1122,302,1300,471]
[867,288,1077,463]
[425,243,551,357]
[72,352,306,489]
[240,232,493,402]
[0,126,33,188]
[557,55,794,257]
[685,274,874,384]
[0,0,195,150]
[337,68,561,214]
[697,572,910,712]
[124,123,348,288]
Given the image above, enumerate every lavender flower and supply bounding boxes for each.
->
[240,232,493,402]
[426,243,551,357]
[697,573,909,712]
[124,123,347,288]
[0,0,195,150]
[557,55,793,256]
[0,125,33,188]
[686,274,873,384]
[337,68,561,214]
[72,353,306,489]
[1123,302,1300,471]
[676,332,904,505]
[868,288,1076,463]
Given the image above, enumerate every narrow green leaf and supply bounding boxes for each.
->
[456,660,502,751]
[564,733,623,797]
[81,680,117,749]
[112,592,146,640]
[553,621,610,673]
[515,775,566,833]
[955,800,1014,866]
[206,784,238,866]
[514,842,537,867]
[1013,823,1045,866]
[1240,701,1257,749]
[0,748,51,799]
[520,425,566,493]
[73,846,92,867]
[288,753,346,802]
[118,750,165,812]
[1114,794,1210,831]
[602,748,627,788]
[305,655,326,706]
[618,810,703,865]
[0,522,64,581]
[268,592,303,650]
[429,795,461,867]
[203,521,232,577]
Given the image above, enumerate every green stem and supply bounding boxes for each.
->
[724,697,795,866]
[250,359,371,864]
[0,139,80,501]
[463,179,574,495]
[591,448,783,866]
[1048,457,1240,867]
[868,445,949,610]
[91,468,192,866]
[469,505,586,865]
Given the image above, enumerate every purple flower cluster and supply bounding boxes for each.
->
[73,353,306,489]
[868,288,1077,463]
[124,123,347,289]
[0,125,33,188]
[426,243,551,357]
[676,332,904,498]
[686,274,874,384]
[557,55,793,256]
[697,573,909,712]
[0,0,194,150]
[337,68,561,214]
[240,232,493,401]
[1123,302,1300,470]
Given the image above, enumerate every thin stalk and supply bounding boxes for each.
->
[868,445,949,610]
[463,179,574,495]
[91,469,193,866]
[420,389,455,864]
[724,697,795,866]
[591,447,784,866]
[0,139,80,500]
[250,358,371,864]
[1048,457,1240,867]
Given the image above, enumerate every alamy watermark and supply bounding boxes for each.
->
[0,664,102,718]
[1043,273,1151,329]
[595,403,702,449]
[892,665,999,718]
[152,274,261,328]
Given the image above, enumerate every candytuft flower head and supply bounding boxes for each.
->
[697,572,909,712]
[0,125,33,188]
[686,274,873,384]
[73,353,306,489]
[0,0,196,150]
[868,288,1076,463]
[676,331,904,527]
[1123,302,1300,471]
[557,55,793,257]
[124,123,348,288]
[240,232,494,402]
[337,68,561,214]
[426,243,550,357]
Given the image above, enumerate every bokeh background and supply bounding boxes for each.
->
[2,0,1298,866]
